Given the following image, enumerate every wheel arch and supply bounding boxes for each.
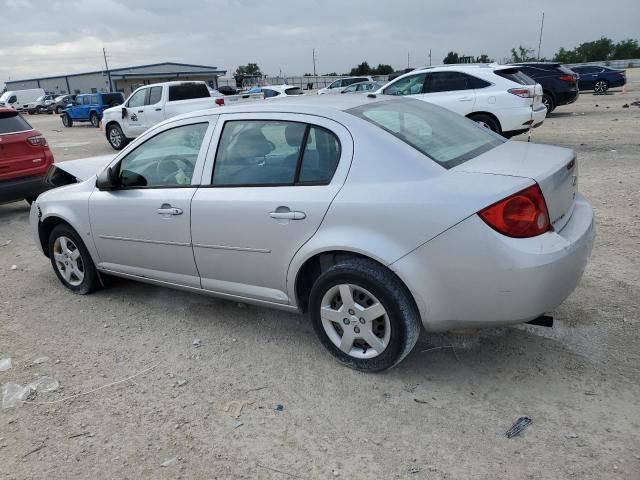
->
[38,215,73,258]
[466,111,502,132]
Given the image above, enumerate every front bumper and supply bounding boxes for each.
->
[391,194,595,331]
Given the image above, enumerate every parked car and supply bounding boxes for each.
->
[375,64,546,137]
[248,85,306,98]
[218,86,238,95]
[101,82,216,150]
[61,93,125,129]
[0,88,45,111]
[0,108,54,204]
[32,95,593,371]
[341,81,384,94]
[510,62,579,113]
[46,94,76,114]
[26,94,57,114]
[318,76,374,95]
[570,65,627,93]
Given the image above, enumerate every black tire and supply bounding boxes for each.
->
[107,123,129,150]
[55,106,63,114]
[25,196,35,205]
[309,258,421,372]
[593,79,609,94]
[90,112,100,128]
[542,93,555,113]
[62,114,73,128]
[468,113,501,135]
[48,224,101,295]
[36,106,44,114]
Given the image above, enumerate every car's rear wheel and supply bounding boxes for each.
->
[107,124,129,150]
[36,105,44,114]
[48,224,100,295]
[62,114,73,127]
[542,93,555,113]
[55,106,63,114]
[468,113,501,135]
[90,112,99,128]
[594,79,609,94]
[309,258,421,371]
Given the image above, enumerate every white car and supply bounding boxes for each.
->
[318,76,374,95]
[248,85,306,99]
[32,95,593,371]
[376,65,547,138]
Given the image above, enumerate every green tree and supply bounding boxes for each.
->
[574,37,615,62]
[324,72,338,76]
[553,47,578,63]
[235,63,262,76]
[510,45,536,62]
[475,54,493,63]
[443,51,459,64]
[350,61,372,76]
[373,64,394,75]
[611,39,640,60]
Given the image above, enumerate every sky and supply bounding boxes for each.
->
[1,0,639,87]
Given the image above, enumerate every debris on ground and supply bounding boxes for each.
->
[408,466,421,474]
[0,358,12,372]
[10,265,17,271]
[2,383,34,409]
[223,400,253,418]
[505,417,532,438]
[28,376,59,393]
[233,420,243,429]
[383,393,392,399]
[32,356,50,365]
[413,398,429,404]
[160,457,177,467]
[174,379,188,388]
[192,338,202,348]
[0,240,11,247]
[622,104,629,108]
[275,404,284,411]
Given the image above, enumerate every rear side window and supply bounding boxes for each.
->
[147,87,162,105]
[263,89,280,98]
[298,126,341,184]
[558,65,577,76]
[285,87,304,95]
[0,112,32,134]
[426,72,489,92]
[168,83,210,101]
[348,99,504,169]
[103,93,125,106]
[494,68,536,85]
[91,95,99,104]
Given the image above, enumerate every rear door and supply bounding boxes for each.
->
[123,88,149,137]
[141,86,165,129]
[0,112,46,181]
[190,113,353,304]
[422,71,477,115]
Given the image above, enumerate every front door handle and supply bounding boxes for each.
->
[269,207,306,220]
[157,204,183,215]
[137,109,144,113]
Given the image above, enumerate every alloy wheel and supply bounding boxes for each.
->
[594,80,607,93]
[109,128,122,148]
[53,236,85,287]
[320,284,391,359]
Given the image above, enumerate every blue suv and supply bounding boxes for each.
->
[61,92,124,128]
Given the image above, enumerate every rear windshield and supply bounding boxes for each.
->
[0,112,32,134]
[348,99,504,169]
[558,65,577,75]
[495,68,536,85]
[285,87,304,95]
[102,93,125,105]
[168,83,211,101]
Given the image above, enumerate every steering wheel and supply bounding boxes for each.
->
[155,156,193,184]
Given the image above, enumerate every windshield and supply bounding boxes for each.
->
[0,92,11,102]
[347,99,504,169]
[36,96,45,101]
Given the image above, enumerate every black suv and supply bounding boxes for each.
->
[511,63,579,113]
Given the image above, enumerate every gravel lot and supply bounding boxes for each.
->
[1,72,639,479]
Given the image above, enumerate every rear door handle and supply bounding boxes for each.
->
[157,204,183,215]
[269,208,306,220]
[458,96,473,102]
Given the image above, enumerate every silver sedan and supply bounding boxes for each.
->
[31,95,594,371]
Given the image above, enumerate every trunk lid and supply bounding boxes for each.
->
[454,141,578,232]
[0,132,48,181]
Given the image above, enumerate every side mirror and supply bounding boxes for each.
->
[96,166,118,190]
[121,107,127,119]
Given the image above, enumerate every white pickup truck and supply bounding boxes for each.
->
[101,81,260,150]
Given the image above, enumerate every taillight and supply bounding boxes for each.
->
[508,88,532,98]
[478,184,550,238]
[559,75,576,83]
[27,134,48,147]
[215,98,225,106]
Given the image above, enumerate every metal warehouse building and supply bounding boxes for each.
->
[4,62,227,96]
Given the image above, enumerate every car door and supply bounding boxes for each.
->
[89,116,216,287]
[190,113,353,304]
[142,86,165,128]
[71,95,87,120]
[123,88,148,137]
[422,71,477,115]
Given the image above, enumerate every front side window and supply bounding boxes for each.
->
[128,89,147,108]
[383,73,427,96]
[91,95,99,104]
[212,120,341,186]
[328,80,341,89]
[263,89,280,98]
[118,123,208,188]
[348,99,504,169]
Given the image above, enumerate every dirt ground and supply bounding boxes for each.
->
[1,72,639,480]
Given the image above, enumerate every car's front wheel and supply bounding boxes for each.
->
[55,106,63,114]
[107,124,129,150]
[594,79,609,94]
[48,224,101,295]
[62,114,73,128]
[309,258,421,371]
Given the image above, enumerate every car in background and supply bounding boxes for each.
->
[32,95,593,371]
[26,94,57,114]
[248,85,306,99]
[341,81,384,94]
[46,94,76,114]
[510,63,579,113]
[318,76,374,95]
[375,64,546,138]
[0,108,54,204]
[570,65,626,93]
[0,88,45,111]
[61,92,125,129]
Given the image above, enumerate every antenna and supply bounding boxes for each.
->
[537,12,545,61]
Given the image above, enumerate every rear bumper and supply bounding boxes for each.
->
[499,105,546,135]
[0,175,48,203]
[391,193,595,331]
[555,90,579,106]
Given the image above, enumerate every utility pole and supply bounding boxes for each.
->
[429,49,432,66]
[312,48,317,76]
[537,12,545,61]
[103,48,114,92]
[407,52,410,69]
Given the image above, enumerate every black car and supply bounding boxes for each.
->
[46,94,76,114]
[571,65,627,93]
[511,63,579,113]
